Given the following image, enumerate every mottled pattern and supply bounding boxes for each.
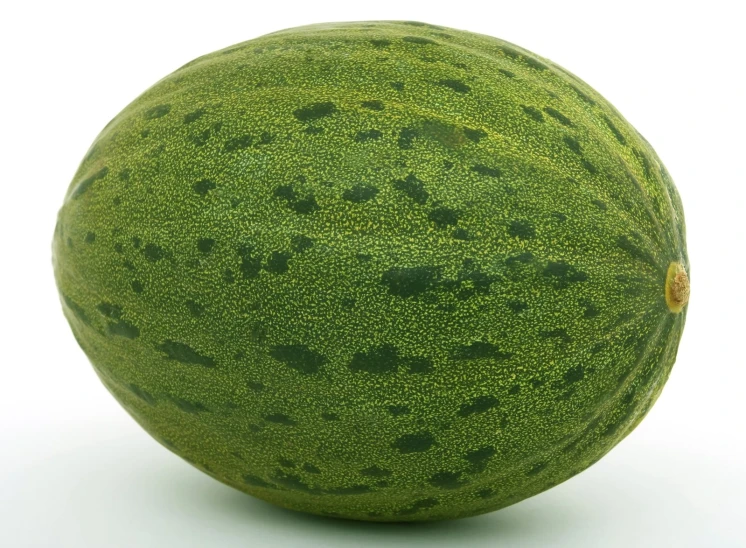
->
[52,20,688,522]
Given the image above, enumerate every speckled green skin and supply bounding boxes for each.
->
[52,20,688,522]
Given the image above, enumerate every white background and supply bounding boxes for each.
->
[2,1,744,546]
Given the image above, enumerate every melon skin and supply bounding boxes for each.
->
[52,20,688,522]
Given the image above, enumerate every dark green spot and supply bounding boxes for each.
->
[303,126,324,135]
[131,280,144,294]
[508,219,535,239]
[463,127,487,142]
[361,465,392,478]
[290,234,314,252]
[303,463,321,474]
[477,488,496,499]
[429,471,466,489]
[603,114,627,145]
[563,135,582,154]
[144,104,171,119]
[143,243,166,262]
[193,179,216,195]
[157,340,215,367]
[404,356,434,374]
[420,119,465,148]
[293,102,337,123]
[452,228,472,241]
[248,323,267,344]
[353,129,383,142]
[265,251,292,274]
[570,84,596,105]
[197,238,215,253]
[278,457,296,468]
[326,484,372,495]
[539,328,572,343]
[224,134,253,152]
[272,470,321,493]
[108,319,140,339]
[238,244,262,279]
[592,199,607,210]
[395,498,440,516]
[269,344,327,374]
[523,57,547,71]
[508,384,521,395]
[186,300,204,317]
[521,105,544,122]
[128,384,155,405]
[616,234,658,268]
[263,413,297,426]
[183,108,205,124]
[349,344,399,374]
[361,100,384,111]
[390,81,404,91]
[457,395,499,417]
[507,300,528,313]
[582,159,598,174]
[257,131,274,146]
[370,39,391,48]
[381,265,440,298]
[170,396,208,414]
[471,164,501,178]
[543,261,588,286]
[248,381,264,391]
[387,405,410,417]
[343,184,379,203]
[84,232,96,244]
[321,412,339,421]
[543,107,573,127]
[397,127,418,149]
[437,79,471,93]
[452,342,512,361]
[392,431,435,454]
[552,212,568,222]
[428,206,460,228]
[189,129,211,147]
[273,184,320,214]
[96,302,122,319]
[498,69,515,78]
[464,446,496,471]
[564,365,585,384]
[580,299,600,318]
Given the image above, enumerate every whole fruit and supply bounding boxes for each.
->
[53,20,689,521]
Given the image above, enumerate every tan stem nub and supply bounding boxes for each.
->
[665,262,690,313]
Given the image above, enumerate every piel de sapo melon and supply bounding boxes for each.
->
[52,20,689,521]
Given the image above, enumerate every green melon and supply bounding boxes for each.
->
[52,20,689,522]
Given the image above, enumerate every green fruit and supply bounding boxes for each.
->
[52,20,689,522]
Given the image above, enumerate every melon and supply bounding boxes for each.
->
[52,20,689,521]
